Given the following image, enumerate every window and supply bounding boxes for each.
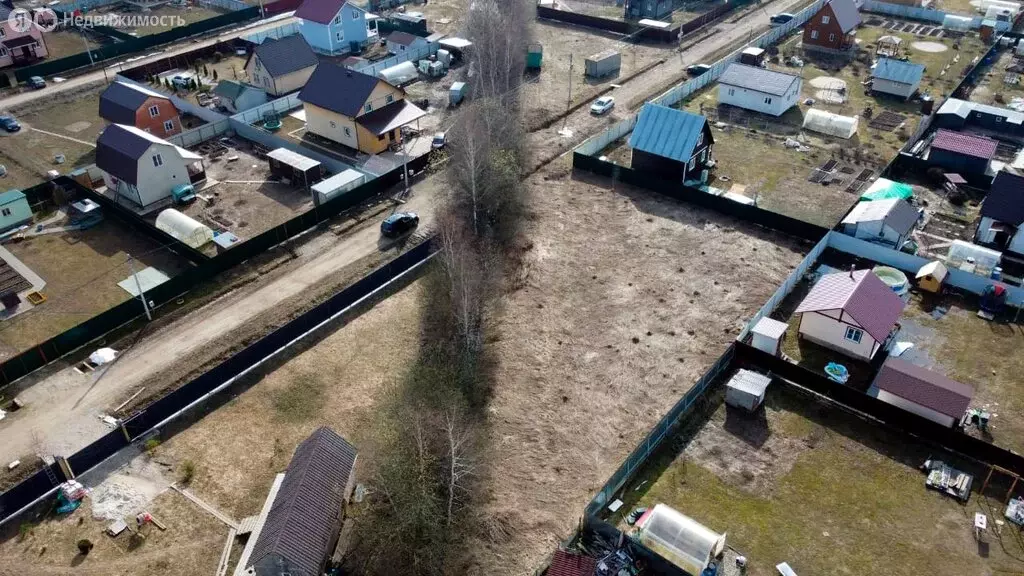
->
[378,134,386,141]
[364,103,372,113]
[0,47,7,57]
[696,131,703,146]
[400,45,406,51]
[344,127,351,136]
[727,88,735,96]
[148,105,160,118]
[810,30,819,40]
[353,8,359,18]
[688,157,696,171]
[821,15,830,24]
[334,14,341,24]
[336,31,344,41]
[385,94,394,104]
[700,149,707,162]
[163,120,174,132]
[0,27,5,38]
[152,153,163,167]
[329,120,336,128]
[1,208,11,217]
[828,33,835,42]
[844,326,863,344]
[764,97,773,104]
[997,116,1004,123]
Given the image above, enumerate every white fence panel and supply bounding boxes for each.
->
[242,22,301,44]
[354,42,440,77]
[197,0,249,11]
[168,119,232,148]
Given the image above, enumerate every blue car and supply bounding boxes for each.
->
[381,212,419,238]
[0,116,21,133]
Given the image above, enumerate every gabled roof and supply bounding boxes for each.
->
[97,124,200,185]
[795,269,905,342]
[981,170,1024,225]
[250,34,319,78]
[872,57,924,85]
[213,79,263,100]
[299,63,385,117]
[931,129,998,159]
[0,189,25,205]
[628,104,709,164]
[875,357,973,418]
[386,31,420,47]
[719,63,801,96]
[355,99,426,135]
[295,0,361,25]
[937,98,1024,125]
[247,427,357,576]
[823,0,862,32]
[548,550,598,576]
[841,198,919,234]
[99,81,172,125]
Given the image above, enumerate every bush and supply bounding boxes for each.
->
[77,539,93,555]
[180,460,196,484]
[926,166,946,186]
[144,438,160,455]
[950,191,967,206]
[18,523,32,541]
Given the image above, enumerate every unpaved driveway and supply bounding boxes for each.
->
[0,186,437,465]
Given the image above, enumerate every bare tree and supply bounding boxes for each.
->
[443,409,476,527]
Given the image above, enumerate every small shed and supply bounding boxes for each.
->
[449,81,468,107]
[751,317,788,356]
[312,169,366,206]
[871,57,925,100]
[871,357,974,427]
[740,46,766,66]
[438,37,472,61]
[915,260,948,293]
[927,129,997,177]
[726,369,772,412]
[267,148,323,190]
[635,504,726,575]
[155,209,214,249]
[585,49,621,78]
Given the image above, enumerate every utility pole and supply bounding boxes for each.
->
[127,255,152,321]
[562,53,573,131]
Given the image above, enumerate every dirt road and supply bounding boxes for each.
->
[0,184,437,464]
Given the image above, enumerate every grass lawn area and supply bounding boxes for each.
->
[606,385,1024,576]
[936,0,983,17]
[136,6,226,36]
[0,130,95,190]
[39,30,102,60]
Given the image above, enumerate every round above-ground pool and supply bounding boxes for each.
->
[873,266,909,297]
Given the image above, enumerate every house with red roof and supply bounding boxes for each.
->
[794,269,905,361]
[295,0,379,55]
[870,357,973,427]
[926,129,998,179]
[802,0,861,53]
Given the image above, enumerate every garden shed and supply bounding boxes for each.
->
[635,504,727,575]
[915,260,948,293]
[155,209,213,249]
[267,148,323,191]
[726,369,772,412]
[802,109,858,139]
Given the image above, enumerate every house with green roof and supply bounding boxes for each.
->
[0,190,31,233]
[213,80,267,114]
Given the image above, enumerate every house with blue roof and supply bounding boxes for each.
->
[628,104,714,184]
[871,58,924,100]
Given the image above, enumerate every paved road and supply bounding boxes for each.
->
[0,13,295,110]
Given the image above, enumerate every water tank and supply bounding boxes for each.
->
[872,266,909,297]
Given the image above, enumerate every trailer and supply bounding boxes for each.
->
[585,49,621,78]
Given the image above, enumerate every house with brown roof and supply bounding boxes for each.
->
[794,269,905,361]
[295,0,378,55]
[98,81,182,139]
[870,357,974,427]
[925,129,997,179]
[803,0,861,53]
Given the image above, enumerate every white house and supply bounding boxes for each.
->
[96,124,205,212]
[871,57,924,100]
[839,198,919,249]
[870,357,973,427]
[794,269,905,361]
[976,170,1024,254]
[717,63,802,117]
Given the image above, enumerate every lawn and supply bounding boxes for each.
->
[606,384,1024,576]
[39,30,102,60]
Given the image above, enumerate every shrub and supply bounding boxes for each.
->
[180,460,196,484]
[950,191,967,206]
[77,539,94,555]
[212,70,219,81]
[18,523,32,541]
[144,438,160,455]
[926,166,946,186]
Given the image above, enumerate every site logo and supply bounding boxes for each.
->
[8,7,58,33]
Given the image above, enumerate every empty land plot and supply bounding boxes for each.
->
[970,48,1024,107]
[0,129,95,190]
[91,4,228,36]
[460,167,808,573]
[0,220,190,357]
[39,29,104,60]
[10,81,107,144]
[936,0,984,17]
[554,0,715,23]
[607,383,1024,576]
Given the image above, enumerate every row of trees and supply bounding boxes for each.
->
[350,1,533,574]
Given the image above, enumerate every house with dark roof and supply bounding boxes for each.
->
[925,129,997,178]
[0,0,48,69]
[299,63,426,155]
[628,103,714,184]
[976,170,1024,254]
[934,98,1024,139]
[385,31,428,55]
[99,81,182,138]
[840,198,920,249]
[794,269,905,361]
[96,124,205,212]
[239,427,358,576]
[870,57,925,99]
[717,63,802,117]
[870,357,973,427]
[245,35,320,97]
[803,0,861,52]
[213,80,267,114]
[296,0,378,55]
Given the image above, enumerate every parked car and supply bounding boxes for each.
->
[590,96,615,115]
[0,116,21,133]
[770,13,795,25]
[381,212,420,238]
[27,76,45,89]
[686,64,712,77]
[431,132,447,149]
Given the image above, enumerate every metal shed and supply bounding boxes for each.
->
[636,504,727,575]
[585,49,621,78]
[267,148,323,190]
[740,46,766,66]
[312,169,366,206]
[725,369,772,412]
[750,317,788,356]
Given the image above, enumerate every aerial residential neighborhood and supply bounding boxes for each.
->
[0,0,1023,575]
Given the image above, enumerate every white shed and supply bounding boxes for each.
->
[726,369,772,412]
[636,504,727,575]
[312,169,366,206]
[840,198,919,249]
[802,109,858,139]
[750,317,788,356]
[156,209,214,248]
[718,63,802,117]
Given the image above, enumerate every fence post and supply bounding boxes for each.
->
[55,456,74,481]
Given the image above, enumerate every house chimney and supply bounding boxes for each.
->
[849,264,856,279]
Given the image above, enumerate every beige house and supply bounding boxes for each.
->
[245,34,320,97]
[299,64,426,155]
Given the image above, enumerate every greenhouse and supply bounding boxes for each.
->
[156,208,214,249]
[860,178,913,201]
[802,109,858,139]
[947,240,1002,278]
[635,504,727,575]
